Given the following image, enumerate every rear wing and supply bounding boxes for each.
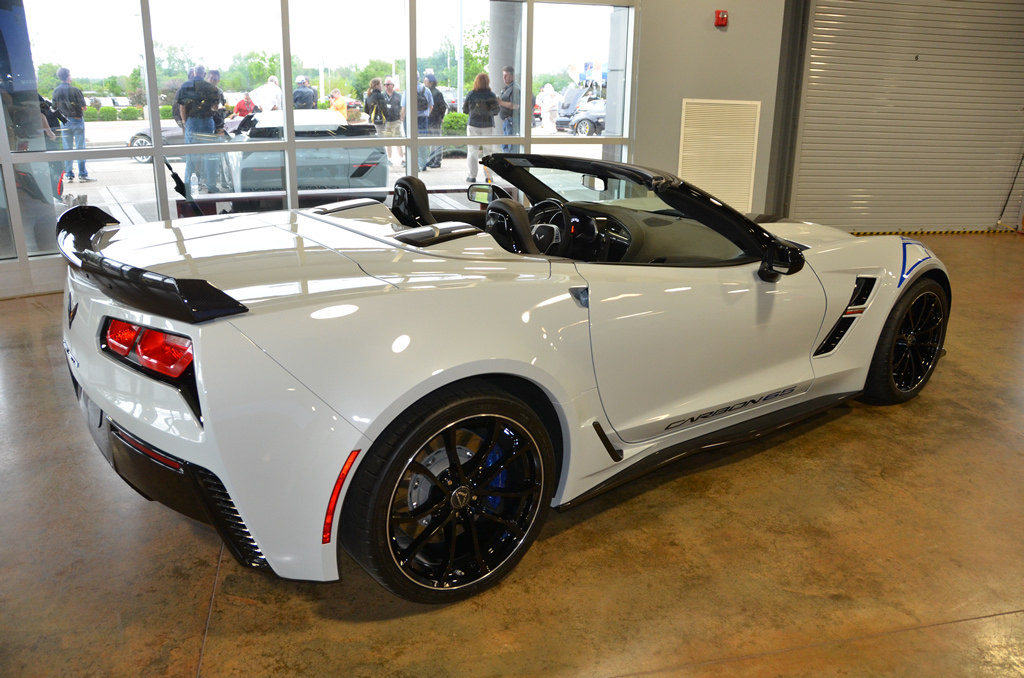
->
[56,206,248,324]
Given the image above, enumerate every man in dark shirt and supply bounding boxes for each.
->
[293,76,317,109]
[498,65,521,153]
[175,64,223,195]
[52,67,94,182]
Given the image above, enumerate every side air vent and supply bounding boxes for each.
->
[814,277,877,357]
[192,466,271,571]
[849,277,876,307]
[814,317,856,356]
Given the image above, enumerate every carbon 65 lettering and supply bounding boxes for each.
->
[665,387,798,431]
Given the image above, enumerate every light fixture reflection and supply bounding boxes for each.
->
[392,335,411,353]
[311,304,359,320]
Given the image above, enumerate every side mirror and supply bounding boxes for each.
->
[758,239,805,282]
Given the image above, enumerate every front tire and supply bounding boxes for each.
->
[340,381,555,603]
[862,277,948,404]
[574,119,594,136]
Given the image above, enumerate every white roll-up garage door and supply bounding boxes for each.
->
[789,0,1024,232]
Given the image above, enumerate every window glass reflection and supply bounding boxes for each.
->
[416,0,525,157]
[0,170,12,260]
[12,160,65,256]
[17,1,146,154]
[532,3,629,138]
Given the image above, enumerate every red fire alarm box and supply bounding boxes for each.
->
[715,10,728,27]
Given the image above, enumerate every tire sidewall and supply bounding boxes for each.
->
[865,277,948,404]
[347,385,555,603]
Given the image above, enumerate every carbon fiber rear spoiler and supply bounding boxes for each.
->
[56,206,248,324]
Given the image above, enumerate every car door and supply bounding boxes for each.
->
[574,195,826,444]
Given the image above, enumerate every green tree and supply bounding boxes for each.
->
[462,21,489,92]
[221,50,281,92]
[103,76,124,96]
[36,63,61,96]
[351,59,395,99]
[532,70,574,97]
[127,66,145,106]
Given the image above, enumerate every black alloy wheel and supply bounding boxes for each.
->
[130,135,154,164]
[341,381,554,603]
[863,277,948,404]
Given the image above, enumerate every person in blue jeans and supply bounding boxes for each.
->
[175,65,222,196]
[52,67,94,182]
[401,76,433,172]
[498,66,521,153]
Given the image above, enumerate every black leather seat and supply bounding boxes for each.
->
[392,176,436,229]
[484,199,540,255]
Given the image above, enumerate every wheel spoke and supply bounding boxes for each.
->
[390,495,447,525]
[464,512,490,575]
[478,509,526,539]
[440,519,459,582]
[479,481,542,499]
[466,419,501,479]
[442,428,466,483]
[476,441,529,489]
[398,510,453,569]
[408,461,449,497]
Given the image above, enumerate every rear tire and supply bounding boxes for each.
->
[862,277,948,404]
[130,135,154,164]
[340,381,555,603]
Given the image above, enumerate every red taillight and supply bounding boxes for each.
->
[106,319,141,356]
[135,329,194,378]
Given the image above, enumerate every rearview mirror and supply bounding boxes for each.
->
[467,183,513,205]
[582,174,607,191]
[758,239,805,282]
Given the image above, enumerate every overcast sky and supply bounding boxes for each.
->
[24,0,610,82]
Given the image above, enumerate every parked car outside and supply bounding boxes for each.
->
[565,98,605,135]
[226,109,387,192]
[128,122,184,163]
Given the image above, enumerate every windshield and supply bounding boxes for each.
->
[524,167,675,213]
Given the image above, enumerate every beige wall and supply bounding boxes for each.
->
[632,0,787,213]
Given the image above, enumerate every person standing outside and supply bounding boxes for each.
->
[424,73,447,168]
[176,64,222,196]
[401,74,432,171]
[293,76,317,109]
[382,77,404,167]
[364,78,387,134]
[52,67,94,183]
[463,72,499,183]
[497,65,521,153]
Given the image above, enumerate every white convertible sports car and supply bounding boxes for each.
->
[59,154,950,603]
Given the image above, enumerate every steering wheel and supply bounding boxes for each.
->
[527,198,573,257]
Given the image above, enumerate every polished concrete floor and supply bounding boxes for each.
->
[1,234,1022,677]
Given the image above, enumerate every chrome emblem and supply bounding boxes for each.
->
[450,486,471,510]
[67,293,79,330]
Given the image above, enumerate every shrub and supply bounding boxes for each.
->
[118,107,141,121]
[83,108,98,122]
[159,105,173,120]
[98,106,118,122]
[442,112,467,136]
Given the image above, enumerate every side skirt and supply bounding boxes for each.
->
[556,391,860,511]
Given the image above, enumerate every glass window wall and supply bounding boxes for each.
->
[0,0,634,297]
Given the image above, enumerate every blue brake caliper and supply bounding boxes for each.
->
[483,444,507,510]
